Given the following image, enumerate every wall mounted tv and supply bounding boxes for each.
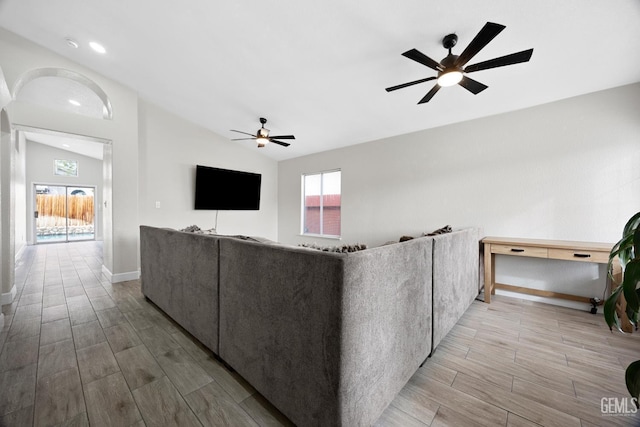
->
[194,165,261,210]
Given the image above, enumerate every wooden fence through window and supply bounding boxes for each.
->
[36,194,94,225]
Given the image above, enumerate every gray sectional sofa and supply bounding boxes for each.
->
[140,226,481,427]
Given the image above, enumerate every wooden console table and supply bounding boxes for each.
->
[482,237,619,304]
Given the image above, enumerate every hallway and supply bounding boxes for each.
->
[0,242,289,426]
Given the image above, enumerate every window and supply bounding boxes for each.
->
[302,170,341,237]
[54,159,78,177]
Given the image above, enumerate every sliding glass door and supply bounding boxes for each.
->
[35,184,95,243]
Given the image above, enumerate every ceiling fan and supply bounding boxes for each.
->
[230,117,295,148]
[386,22,533,104]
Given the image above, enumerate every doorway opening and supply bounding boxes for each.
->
[34,184,96,243]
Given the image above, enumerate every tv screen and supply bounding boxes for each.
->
[194,165,261,210]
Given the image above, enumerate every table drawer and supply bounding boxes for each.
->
[548,248,609,263]
[490,244,548,258]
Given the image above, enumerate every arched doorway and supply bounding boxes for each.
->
[8,67,114,284]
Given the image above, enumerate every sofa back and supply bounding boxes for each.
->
[139,225,482,426]
[140,226,220,352]
[218,237,433,427]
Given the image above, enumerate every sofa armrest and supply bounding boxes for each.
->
[339,239,432,426]
[431,227,481,349]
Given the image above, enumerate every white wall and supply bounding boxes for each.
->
[14,131,26,254]
[0,27,138,280]
[0,66,11,328]
[0,107,15,315]
[24,140,103,242]
[138,101,278,240]
[278,83,640,309]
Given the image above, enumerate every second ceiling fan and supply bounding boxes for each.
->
[230,117,295,148]
[386,22,533,104]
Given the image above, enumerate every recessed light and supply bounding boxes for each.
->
[62,144,71,148]
[65,38,79,49]
[89,41,106,54]
[68,99,81,106]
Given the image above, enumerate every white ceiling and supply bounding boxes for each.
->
[24,131,104,160]
[1,0,639,162]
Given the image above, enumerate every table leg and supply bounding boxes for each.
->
[483,244,495,303]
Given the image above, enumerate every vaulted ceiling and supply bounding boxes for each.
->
[1,0,639,161]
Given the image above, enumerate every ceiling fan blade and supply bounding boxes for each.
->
[270,139,291,147]
[385,76,437,92]
[458,76,488,94]
[402,49,442,72]
[268,135,295,140]
[417,84,441,104]
[455,22,505,67]
[230,129,257,137]
[231,138,256,141]
[464,49,533,73]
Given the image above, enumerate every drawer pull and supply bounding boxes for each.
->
[511,248,525,253]
[574,253,591,258]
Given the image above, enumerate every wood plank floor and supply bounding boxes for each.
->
[1,242,639,426]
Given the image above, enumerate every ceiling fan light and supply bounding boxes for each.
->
[437,70,463,87]
[256,137,269,147]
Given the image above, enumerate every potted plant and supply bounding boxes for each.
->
[604,211,640,404]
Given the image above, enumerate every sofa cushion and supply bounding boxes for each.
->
[179,224,217,234]
[423,225,453,236]
[298,242,367,253]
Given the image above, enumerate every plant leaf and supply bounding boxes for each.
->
[634,224,640,260]
[626,360,640,405]
[619,234,635,269]
[622,259,640,313]
[626,296,639,329]
[623,211,640,237]
[609,235,627,264]
[604,285,623,332]
[609,234,634,283]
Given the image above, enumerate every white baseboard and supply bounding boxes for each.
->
[1,285,17,306]
[101,265,140,284]
[15,243,26,261]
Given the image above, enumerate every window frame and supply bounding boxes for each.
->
[301,169,341,239]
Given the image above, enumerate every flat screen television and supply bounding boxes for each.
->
[194,165,261,210]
